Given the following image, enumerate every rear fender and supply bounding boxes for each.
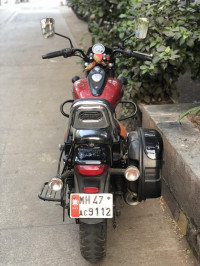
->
[73,169,110,225]
[74,168,110,194]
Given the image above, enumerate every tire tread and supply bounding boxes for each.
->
[79,220,107,262]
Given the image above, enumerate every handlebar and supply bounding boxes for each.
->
[42,47,152,62]
[42,48,87,60]
[42,50,63,59]
[111,49,152,61]
[127,50,153,61]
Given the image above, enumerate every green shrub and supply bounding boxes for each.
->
[72,0,200,103]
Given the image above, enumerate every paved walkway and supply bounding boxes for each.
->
[0,1,199,265]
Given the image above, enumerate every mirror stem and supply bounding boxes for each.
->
[55,32,74,48]
[123,33,135,43]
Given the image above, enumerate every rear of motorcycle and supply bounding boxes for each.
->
[64,99,119,262]
[38,98,163,262]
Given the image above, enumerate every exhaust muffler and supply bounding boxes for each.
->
[124,189,139,206]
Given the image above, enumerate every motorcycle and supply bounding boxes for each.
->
[38,18,163,263]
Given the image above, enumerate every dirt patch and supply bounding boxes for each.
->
[187,113,200,131]
[143,97,174,105]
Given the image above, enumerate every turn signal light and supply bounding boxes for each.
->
[49,177,63,192]
[75,165,108,176]
[125,166,140,182]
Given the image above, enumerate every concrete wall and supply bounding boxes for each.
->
[140,103,200,261]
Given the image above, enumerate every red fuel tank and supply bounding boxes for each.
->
[73,78,123,109]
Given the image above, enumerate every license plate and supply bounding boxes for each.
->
[70,193,113,218]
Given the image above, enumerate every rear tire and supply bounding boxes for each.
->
[79,220,107,262]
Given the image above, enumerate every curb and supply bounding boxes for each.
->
[140,102,200,261]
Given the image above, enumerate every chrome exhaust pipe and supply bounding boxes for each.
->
[124,189,139,206]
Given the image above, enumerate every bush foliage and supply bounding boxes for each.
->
[71,0,200,103]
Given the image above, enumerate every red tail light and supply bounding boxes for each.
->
[75,165,108,176]
[83,187,99,193]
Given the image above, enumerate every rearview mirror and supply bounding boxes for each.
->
[135,18,149,39]
[41,18,55,39]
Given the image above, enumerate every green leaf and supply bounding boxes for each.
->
[165,46,171,53]
[119,14,127,18]
[169,54,180,60]
[98,10,103,17]
[179,38,185,46]
[150,41,157,48]
[161,63,167,70]
[186,249,191,255]
[140,65,146,70]
[119,32,125,39]
[149,64,155,70]
[174,32,182,40]
[163,31,175,37]
[109,0,118,3]
[153,56,162,64]
[178,106,200,121]
[141,69,148,75]
[157,45,166,52]
[156,17,164,24]
[187,39,194,48]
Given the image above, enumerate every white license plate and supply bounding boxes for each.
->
[70,193,113,218]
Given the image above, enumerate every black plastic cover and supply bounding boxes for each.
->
[72,75,80,83]
[88,66,107,96]
[118,76,127,86]
[127,128,163,201]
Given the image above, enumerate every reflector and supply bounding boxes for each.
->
[83,187,99,193]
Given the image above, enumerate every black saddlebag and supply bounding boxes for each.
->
[127,128,163,201]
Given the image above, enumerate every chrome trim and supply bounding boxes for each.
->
[65,99,119,142]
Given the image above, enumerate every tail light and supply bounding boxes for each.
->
[75,165,108,176]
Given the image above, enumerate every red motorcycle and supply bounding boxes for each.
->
[39,18,163,262]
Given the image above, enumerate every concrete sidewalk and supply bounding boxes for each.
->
[0,3,19,25]
[0,1,199,265]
